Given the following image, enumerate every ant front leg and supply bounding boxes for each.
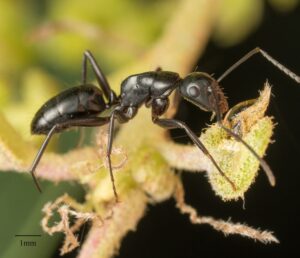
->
[218,47,300,83]
[217,122,275,186]
[152,116,236,191]
[82,50,117,103]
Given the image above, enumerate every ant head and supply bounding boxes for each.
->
[178,72,228,120]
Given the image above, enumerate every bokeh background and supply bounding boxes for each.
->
[0,0,299,257]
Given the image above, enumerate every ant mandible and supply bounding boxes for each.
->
[29,47,300,202]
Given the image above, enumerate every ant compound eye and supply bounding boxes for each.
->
[179,72,219,113]
[187,85,200,97]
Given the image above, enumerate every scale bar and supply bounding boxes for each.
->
[15,234,41,237]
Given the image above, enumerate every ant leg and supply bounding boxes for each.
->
[218,47,300,83]
[30,125,58,193]
[76,128,85,148]
[218,122,276,186]
[67,116,119,200]
[82,50,117,103]
[30,117,110,193]
[64,117,110,127]
[165,90,181,118]
[153,117,236,190]
[106,111,119,202]
[69,116,111,150]
[104,108,133,203]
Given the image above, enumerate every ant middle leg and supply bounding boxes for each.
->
[105,107,135,203]
[106,111,118,202]
[152,117,236,190]
[217,47,300,83]
[82,50,117,103]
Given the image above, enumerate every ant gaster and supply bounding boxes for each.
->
[30,48,300,202]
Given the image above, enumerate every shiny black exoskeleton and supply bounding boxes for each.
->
[30,48,300,201]
[31,85,107,134]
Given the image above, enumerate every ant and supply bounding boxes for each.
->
[30,47,300,202]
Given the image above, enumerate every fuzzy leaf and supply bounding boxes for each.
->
[203,84,274,200]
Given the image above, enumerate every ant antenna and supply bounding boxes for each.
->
[217,47,300,83]
[212,47,300,186]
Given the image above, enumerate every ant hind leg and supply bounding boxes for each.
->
[82,50,117,103]
[29,125,58,193]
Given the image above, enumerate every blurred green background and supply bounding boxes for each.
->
[0,0,299,257]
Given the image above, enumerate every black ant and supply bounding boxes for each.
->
[30,47,300,202]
